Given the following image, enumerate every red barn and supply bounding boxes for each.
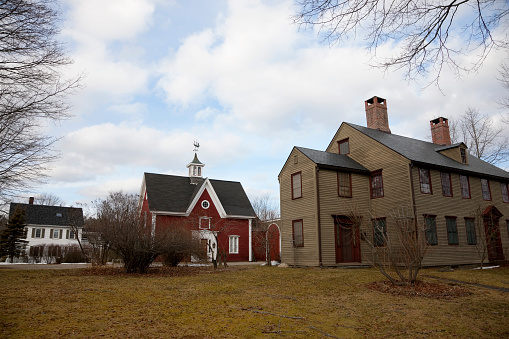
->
[139,153,256,262]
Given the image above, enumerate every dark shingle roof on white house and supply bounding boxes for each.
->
[144,173,256,217]
[9,203,84,226]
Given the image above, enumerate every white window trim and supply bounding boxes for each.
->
[199,217,211,229]
[201,200,210,209]
[229,235,239,254]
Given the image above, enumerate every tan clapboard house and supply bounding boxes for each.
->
[279,96,509,267]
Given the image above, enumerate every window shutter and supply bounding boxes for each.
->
[66,230,69,239]
[50,229,54,239]
[41,229,45,238]
[32,228,35,238]
[59,230,63,239]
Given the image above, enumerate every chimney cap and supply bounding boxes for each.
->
[366,96,386,105]
[431,117,448,125]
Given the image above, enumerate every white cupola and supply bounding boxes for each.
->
[187,153,204,178]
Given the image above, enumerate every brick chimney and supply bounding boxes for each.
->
[430,117,451,146]
[365,96,391,133]
[29,197,34,205]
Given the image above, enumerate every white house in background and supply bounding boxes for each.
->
[8,197,84,261]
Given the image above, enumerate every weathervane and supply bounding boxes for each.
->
[193,140,200,153]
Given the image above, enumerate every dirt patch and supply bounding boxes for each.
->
[367,280,472,299]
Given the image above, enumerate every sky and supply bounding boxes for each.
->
[25,0,508,208]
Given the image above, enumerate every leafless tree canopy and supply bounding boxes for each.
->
[0,0,79,202]
[94,191,203,273]
[450,107,508,165]
[294,0,509,84]
[33,193,64,206]
[499,58,509,110]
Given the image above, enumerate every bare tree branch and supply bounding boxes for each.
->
[451,107,508,165]
[0,0,80,203]
[294,0,509,85]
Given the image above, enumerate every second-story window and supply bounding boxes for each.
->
[370,170,384,199]
[502,182,509,203]
[460,175,471,199]
[292,172,302,199]
[338,138,349,155]
[481,178,491,201]
[440,172,453,197]
[337,172,352,197]
[419,168,432,194]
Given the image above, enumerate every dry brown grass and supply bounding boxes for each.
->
[0,265,508,338]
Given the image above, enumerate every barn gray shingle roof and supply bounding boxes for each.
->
[144,173,256,217]
[347,123,509,180]
[8,203,84,226]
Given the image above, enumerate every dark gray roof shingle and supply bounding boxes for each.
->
[144,173,256,217]
[347,123,509,180]
[296,146,370,173]
[8,203,84,226]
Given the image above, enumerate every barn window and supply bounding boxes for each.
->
[199,217,211,229]
[201,200,210,209]
[291,172,302,199]
[229,236,239,254]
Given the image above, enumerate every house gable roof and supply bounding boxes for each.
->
[143,172,256,218]
[346,123,509,180]
[296,146,370,173]
[8,203,84,227]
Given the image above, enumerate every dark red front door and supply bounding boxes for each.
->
[485,216,504,261]
[334,217,361,263]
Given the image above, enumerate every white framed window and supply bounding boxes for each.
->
[69,230,75,239]
[51,229,59,239]
[201,200,210,209]
[33,228,43,238]
[229,236,239,254]
[199,217,211,229]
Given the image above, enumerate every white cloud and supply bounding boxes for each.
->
[63,0,156,42]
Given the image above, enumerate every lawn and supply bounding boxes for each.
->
[0,265,508,338]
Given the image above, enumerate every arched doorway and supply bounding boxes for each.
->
[483,205,505,262]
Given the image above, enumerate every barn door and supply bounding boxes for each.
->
[334,216,361,263]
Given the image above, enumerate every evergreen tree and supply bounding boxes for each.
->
[0,207,28,262]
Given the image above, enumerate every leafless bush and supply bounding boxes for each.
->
[350,205,428,285]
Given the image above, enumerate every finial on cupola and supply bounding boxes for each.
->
[187,140,205,179]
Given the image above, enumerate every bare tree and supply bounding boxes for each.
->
[294,0,509,85]
[450,107,508,165]
[94,191,204,273]
[0,0,80,203]
[33,193,64,206]
[349,205,429,285]
[251,194,280,265]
